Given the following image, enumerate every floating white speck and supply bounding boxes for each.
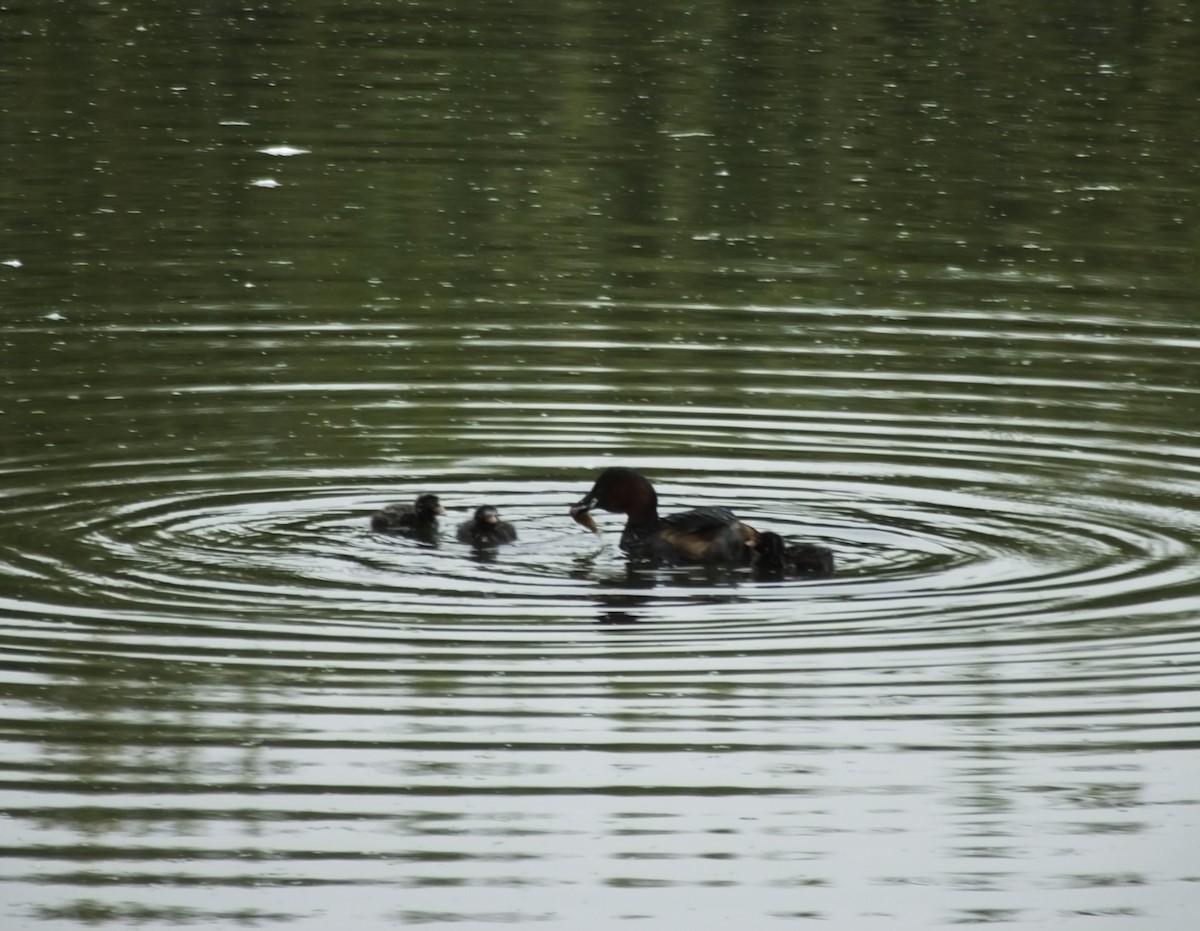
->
[259,145,309,157]
[3,258,21,267]
[250,178,281,188]
[44,310,66,321]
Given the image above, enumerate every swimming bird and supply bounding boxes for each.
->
[370,493,445,538]
[570,467,832,575]
[456,505,517,547]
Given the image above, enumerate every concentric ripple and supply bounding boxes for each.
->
[4,301,1200,931]
[5,303,1199,663]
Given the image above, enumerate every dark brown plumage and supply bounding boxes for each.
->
[456,505,517,547]
[570,467,832,576]
[370,493,445,538]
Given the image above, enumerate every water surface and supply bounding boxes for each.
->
[2,1,1200,928]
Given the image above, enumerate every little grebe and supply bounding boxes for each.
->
[456,505,517,547]
[370,493,445,537]
[570,467,833,575]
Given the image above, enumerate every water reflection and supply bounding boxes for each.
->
[3,0,1200,927]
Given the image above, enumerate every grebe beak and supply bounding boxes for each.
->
[570,496,600,533]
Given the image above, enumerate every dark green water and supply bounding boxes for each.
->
[2,2,1199,929]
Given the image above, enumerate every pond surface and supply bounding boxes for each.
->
[2,1,1199,928]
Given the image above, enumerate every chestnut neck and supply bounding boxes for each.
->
[597,468,659,526]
